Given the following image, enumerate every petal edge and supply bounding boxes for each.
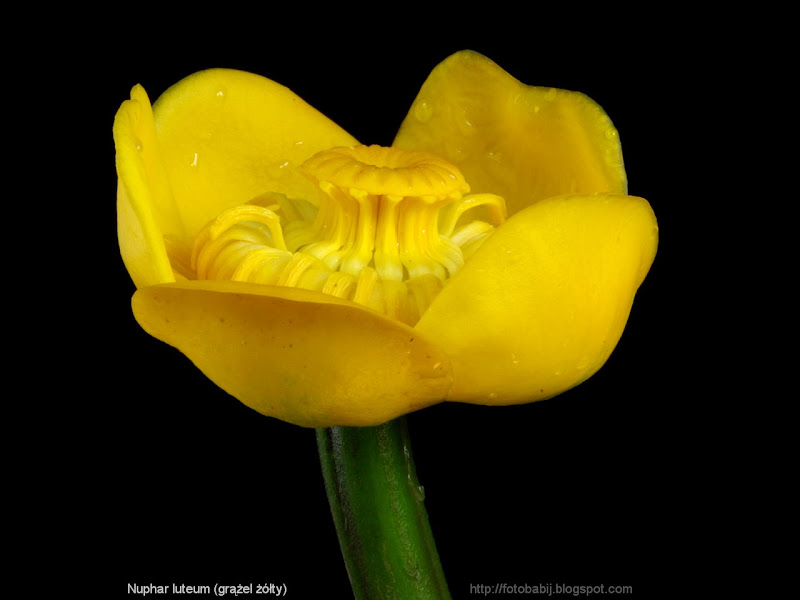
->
[152,68,359,239]
[415,193,658,405]
[132,280,453,427]
[394,50,627,216]
[114,85,177,287]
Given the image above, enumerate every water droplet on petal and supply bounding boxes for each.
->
[444,139,469,162]
[134,137,143,151]
[414,99,433,123]
[415,485,426,501]
[267,160,292,178]
[487,148,503,163]
[190,153,198,168]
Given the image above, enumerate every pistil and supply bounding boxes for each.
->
[374,194,403,281]
[182,145,507,326]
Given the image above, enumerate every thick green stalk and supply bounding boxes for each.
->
[316,418,451,600]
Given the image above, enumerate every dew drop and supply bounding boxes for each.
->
[134,137,143,152]
[414,100,433,123]
[190,152,198,168]
[458,117,474,136]
[267,160,291,178]
[415,485,426,501]
[444,139,469,162]
[216,86,227,100]
[487,148,503,163]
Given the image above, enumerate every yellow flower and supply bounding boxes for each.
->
[114,50,657,428]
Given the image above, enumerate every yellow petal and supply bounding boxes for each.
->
[114,85,179,288]
[393,50,627,216]
[151,69,359,240]
[415,194,657,405]
[132,280,453,427]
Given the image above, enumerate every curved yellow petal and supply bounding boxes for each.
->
[132,280,453,427]
[393,50,627,216]
[415,194,657,405]
[151,69,359,240]
[114,85,179,288]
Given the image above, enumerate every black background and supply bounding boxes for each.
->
[58,11,727,599]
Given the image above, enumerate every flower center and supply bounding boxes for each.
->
[181,145,506,326]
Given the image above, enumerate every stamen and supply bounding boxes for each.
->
[353,266,380,307]
[209,240,258,281]
[277,252,321,288]
[208,204,286,250]
[183,144,508,326]
[451,221,497,259]
[231,247,292,284]
[382,279,416,324]
[322,272,356,299]
[439,193,507,237]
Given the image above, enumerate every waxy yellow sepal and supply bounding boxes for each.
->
[114,85,177,288]
[132,280,453,427]
[114,69,359,289]
[417,193,657,405]
[393,50,627,217]
[151,69,359,239]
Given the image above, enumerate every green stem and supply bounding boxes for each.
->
[316,418,451,600]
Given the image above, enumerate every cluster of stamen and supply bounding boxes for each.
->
[181,145,507,326]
